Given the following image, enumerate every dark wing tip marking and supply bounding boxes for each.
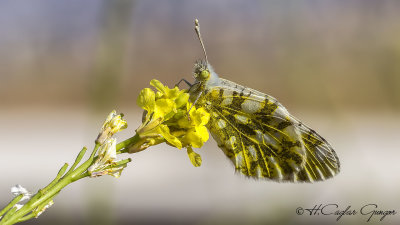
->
[296,121,340,182]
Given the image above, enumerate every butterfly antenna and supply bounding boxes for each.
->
[194,19,209,66]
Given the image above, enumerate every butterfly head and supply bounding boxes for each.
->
[193,60,210,82]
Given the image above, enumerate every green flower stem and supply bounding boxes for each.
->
[0,134,141,225]
[1,208,17,222]
[65,147,87,176]
[116,133,140,154]
[16,213,35,223]
[40,163,69,195]
[0,195,23,219]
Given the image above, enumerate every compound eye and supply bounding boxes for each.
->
[200,70,210,80]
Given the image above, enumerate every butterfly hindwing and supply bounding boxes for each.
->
[294,119,340,181]
[201,79,340,182]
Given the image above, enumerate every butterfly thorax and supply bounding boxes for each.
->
[188,60,220,104]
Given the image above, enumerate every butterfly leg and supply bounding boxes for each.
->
[187,90,203,121]
[175,79,193,88]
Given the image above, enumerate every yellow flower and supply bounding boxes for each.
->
[133,79,210,167]
[96,110,127,145]
[175,106,210,148]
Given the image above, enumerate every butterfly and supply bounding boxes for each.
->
[184,19,340,182]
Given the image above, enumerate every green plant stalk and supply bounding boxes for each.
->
[0,133,140,225]
[0,196,23,220]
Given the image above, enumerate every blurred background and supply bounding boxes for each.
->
[1,0,399,224]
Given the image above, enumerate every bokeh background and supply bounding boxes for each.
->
[1,1,400,225]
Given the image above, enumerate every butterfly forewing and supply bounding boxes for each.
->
[200,78,340,182]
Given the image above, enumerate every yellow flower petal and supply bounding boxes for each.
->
[165,86,181,99]
[158,124,182,149]
[195,125,209,143]
[154,99,175,120]
[198,108,210,126]
[187,147,202,167]
[191,107,210,126]
[183,129,203,148]
[150,79,186,101]
[137,88,155,112]
[181,125,209,148]
[155,91,163,100]
[174,92,189,109]
[177,116,191,129]
[150,79,167,95]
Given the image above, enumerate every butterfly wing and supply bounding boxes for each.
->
[202,79,340,182]
[293,119,341,181]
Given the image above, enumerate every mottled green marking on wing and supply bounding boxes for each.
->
[294,120,340,181]
[203,88,304,181]
[202,86,340,182]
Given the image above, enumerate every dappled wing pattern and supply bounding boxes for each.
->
[294,119,340,181]
[201,79,340,182]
